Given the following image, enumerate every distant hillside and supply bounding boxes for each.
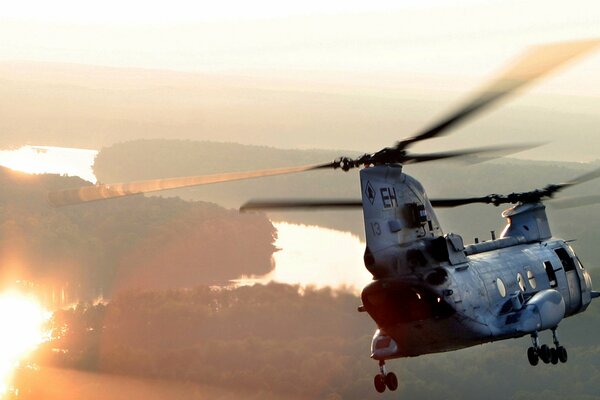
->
[0,166,275,301]
[94,139,600,265]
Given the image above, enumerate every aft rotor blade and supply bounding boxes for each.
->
[557,166,600,190]
[48,164,324,207]
[397,39,600,150]
[549,195,600,210]
[403,143,540,164]
[538,165,600,198]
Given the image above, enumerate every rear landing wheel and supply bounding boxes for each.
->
[374,374,386,393]
[539,344,551,364]
[527,347,539,366]
[385,372,398,391]
[550,347,559,365]
[558,346,568,363]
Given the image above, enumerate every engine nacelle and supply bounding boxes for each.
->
[516,289,565,333]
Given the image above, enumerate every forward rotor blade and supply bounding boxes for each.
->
[48,164,324,207]
[241,199,362,212]
[397,39,600,150]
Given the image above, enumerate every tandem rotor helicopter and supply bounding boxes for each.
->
[49,39,600,393]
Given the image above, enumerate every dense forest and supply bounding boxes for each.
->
[0,166,275,301]
[15,283,600,400]
[2,139,600,399]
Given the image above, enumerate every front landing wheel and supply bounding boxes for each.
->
[374,374,386,393]
[385,372,398,391]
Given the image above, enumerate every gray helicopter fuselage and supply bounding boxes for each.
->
[358,165,595,360]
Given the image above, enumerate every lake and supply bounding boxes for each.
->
[0,145,370,293]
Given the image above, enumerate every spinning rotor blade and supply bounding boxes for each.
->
[323,39,598,170]
[322,142,540,171]
[429,197,492,208]
[47,39,600,207]
[549,195,600,210]
[396,39,600,151]
[48,164,323,207]
[241,199,362,211]
[427,165,600,208]
[241,197,495,211]
[402,143,540,164]
[554,166,600,191]
[241,165,600,211]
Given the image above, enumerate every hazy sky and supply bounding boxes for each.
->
[2,1,599,82]
[1,1,599,160]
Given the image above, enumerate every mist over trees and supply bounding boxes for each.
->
[0,166,275,300]
[2,139,600,399]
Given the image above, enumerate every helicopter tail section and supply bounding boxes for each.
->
[359,165,443,278]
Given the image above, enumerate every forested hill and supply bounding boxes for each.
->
[94,139,600,265]
[0,166,275,301]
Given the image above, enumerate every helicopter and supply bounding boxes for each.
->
[48,38,600,393]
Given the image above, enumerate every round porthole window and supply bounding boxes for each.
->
[496,278,506,297]
[527,270,537,289]
[517,273,526,292]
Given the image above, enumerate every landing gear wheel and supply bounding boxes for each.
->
[527,347,539,366]
[374,374,386,393]
[558,346,568,363]
[539,344,551,364]
[385,372,398,391]
[550,347,559,365]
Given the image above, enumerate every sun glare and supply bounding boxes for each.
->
[0,291,50,395]
[0,146,98,183]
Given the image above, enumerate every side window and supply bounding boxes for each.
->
[526,270,537,289]
[544,261,557,288]
[496,278,507,297]
[554,247,576,272]
[517,273,526,292]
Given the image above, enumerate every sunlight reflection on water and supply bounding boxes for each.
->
[0,145,371,292]
[239,222,371,293]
